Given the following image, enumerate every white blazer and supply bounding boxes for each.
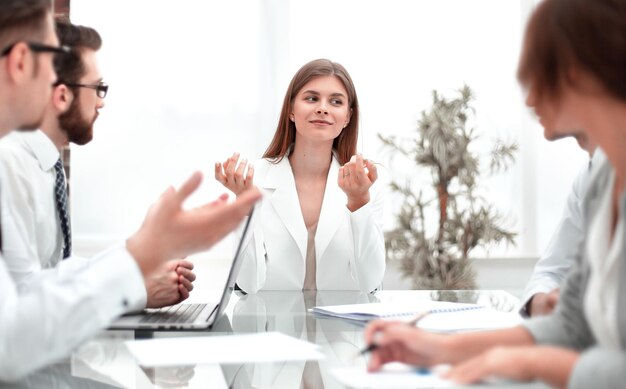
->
[236,156,386,293]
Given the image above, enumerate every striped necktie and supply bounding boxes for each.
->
[54,158,71,259]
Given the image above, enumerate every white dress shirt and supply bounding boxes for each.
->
[236,156,386,293]
[0,132,148,381]
[0,130,63,287]
[0,245,146,382]
[584,171,622,348]
[520,150,603,314]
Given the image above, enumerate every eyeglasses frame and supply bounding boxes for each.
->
[0,41,70,58]
[63,81,109,99]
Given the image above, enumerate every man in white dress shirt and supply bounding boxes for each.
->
[520,140,598,316]
[0,19,196,309]
[0,0,260,381]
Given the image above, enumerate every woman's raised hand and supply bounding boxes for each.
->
[215,152,254,196]
[339,154,378,212]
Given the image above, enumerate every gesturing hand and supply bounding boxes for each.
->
[338,154,378,212]
[215,152,254,196]
[127,172,262,276]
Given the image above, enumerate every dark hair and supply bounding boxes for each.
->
[53,17,102,86]
[0,0,51,49]
[518,0,626,102]
[263,59,359,165]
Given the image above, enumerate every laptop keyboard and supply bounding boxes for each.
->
[139,303,207,324]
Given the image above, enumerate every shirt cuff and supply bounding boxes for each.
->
[87,244,147,314]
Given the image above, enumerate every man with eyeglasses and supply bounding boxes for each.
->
[0,19,199,309]
[0,0,260,381]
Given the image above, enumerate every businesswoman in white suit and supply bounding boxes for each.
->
[215,59,385,293]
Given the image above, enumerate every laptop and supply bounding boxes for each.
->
[109,209,254,330]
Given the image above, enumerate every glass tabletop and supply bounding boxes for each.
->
[2,290,549,388]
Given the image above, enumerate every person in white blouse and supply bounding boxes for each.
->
[520,145,599,317]
[0,19,196,309]
[0,2,260,381]
[215,59,385,293]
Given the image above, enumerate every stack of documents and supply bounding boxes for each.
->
[125,332,324,367]
[310,301,521,332]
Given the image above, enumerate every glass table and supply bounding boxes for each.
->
[2,290,549,388]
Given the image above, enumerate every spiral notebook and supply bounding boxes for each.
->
[310,301,482,322]
[310,301,521,332]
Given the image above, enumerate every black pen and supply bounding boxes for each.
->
[359,311,430,356]
[359,343,379,355]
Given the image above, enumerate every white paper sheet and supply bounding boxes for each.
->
[332,364,546,388]
[125,332,324,367]
[331,364,454,388]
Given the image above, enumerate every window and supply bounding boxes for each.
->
[70,0,587,257]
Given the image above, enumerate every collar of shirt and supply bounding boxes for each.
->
[20,130,60,172]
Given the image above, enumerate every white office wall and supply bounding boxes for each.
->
[69,0,588,265]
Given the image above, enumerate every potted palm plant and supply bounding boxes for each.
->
[379,85,517,290]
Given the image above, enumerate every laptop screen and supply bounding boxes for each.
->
[210,207,255,323]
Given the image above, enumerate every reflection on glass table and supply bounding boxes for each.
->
[0,290,550,389]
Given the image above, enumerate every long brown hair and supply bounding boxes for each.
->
[518,0,626,103]
[263,59,359,165]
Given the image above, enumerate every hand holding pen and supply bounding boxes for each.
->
[362,313,448,372]
[359,311,430,355]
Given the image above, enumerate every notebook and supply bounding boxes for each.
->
[309,301,483,322]
[109,209,254,331]
[310,301,522,332]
